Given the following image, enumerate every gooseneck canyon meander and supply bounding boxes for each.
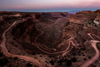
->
[1,21,100,67]
[0,11,100,67]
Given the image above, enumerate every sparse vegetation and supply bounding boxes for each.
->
[66,60,72,66]
[26,63,33,67]
[96,42,100,50]
[14,57,18,60]
[71,57,77,62]
[0,52,3,57]
[50,60,54,65]
[0,58,9,65]
[84,58,87,61]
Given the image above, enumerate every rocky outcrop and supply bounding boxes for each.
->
[50,12,68,17]
[94,15,100,26]
[2,15,21,21]
[76,11,93,14]
[68,11,97,28]
[93,9,100,14]
[41,12,68,18]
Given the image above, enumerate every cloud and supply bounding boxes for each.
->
[17,6,23,8]
[81,1,100,8]
[12,5,24,9]
[26,3,30,5]
[7,0,100,10]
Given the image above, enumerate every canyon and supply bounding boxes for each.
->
[0,10,100,67]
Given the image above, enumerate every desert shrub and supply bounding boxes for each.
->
[0,52,3,57]
[66,60,72,66]
[0,58,9,65]
[97,42,100,50]
[49,60,54,65]
[71,57,77,62]
[26,63,33,67]
[14,57,18,60]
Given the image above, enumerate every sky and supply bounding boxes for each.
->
[0,0,100,12]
